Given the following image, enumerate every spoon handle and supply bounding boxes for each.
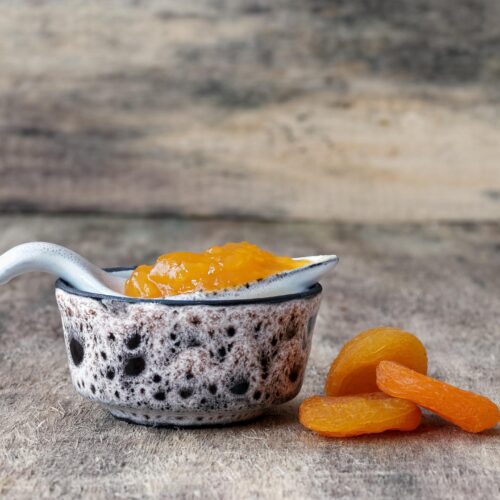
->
[0,242,125,296]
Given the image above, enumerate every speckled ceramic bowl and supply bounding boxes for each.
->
[55,268,322,426]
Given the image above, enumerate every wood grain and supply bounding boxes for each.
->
[0,215,499,499]
[1,1,500,221]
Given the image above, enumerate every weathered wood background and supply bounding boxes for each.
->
[1,0,500,221]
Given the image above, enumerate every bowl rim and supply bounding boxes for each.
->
[55,267,323,306]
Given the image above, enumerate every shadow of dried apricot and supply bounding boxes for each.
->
[297,413,499,444]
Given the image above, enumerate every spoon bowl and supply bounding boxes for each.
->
[165,254,338,300]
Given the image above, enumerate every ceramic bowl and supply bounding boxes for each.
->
[55,268,322,426]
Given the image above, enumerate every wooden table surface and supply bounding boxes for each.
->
[0,216,498,499]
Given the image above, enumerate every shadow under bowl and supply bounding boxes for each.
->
[55,268,322,426]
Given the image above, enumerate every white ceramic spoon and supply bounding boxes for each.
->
[0,242,338,300]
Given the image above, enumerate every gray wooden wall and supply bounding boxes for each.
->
[1,0,500,222]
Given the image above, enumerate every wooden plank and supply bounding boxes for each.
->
[0,215,499,498]
[0,1,500,221]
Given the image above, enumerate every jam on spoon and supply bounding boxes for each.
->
[125,242,310,298]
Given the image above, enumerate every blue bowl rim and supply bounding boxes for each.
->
[55,267,323,306]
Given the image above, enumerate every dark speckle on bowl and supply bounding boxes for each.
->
[126,333,142,350]
[230,379,250,395]
[69,337,84,366]
[124,357,146,376]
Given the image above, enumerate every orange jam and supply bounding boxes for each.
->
[124,242,309,298]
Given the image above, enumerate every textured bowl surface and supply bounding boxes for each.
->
[55,273,322,426]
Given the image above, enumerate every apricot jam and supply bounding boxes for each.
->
[124,242,309,298]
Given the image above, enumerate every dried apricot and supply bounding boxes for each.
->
[377,361,500,433]
[299,392,422,437]
[325,327,428,396]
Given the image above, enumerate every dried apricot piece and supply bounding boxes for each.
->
[377,361,500,433]
[325,327,428,396]
[299,392,422,437]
